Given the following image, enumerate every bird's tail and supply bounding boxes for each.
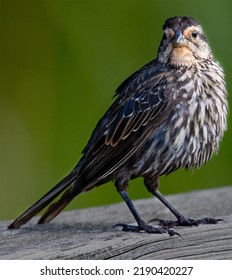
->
[8,170,79,229]
[38,185,82,224]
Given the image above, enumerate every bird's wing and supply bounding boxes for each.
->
[77,62,174,188]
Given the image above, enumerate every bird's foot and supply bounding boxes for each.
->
[113,222,180,236]
[151,216,224,227]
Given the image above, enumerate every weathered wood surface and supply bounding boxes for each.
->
[1,187,232,260]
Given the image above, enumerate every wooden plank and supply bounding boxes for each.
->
[0,187,232,259]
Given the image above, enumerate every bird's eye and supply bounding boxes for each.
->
[191,31,198,39]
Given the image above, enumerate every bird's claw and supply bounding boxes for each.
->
[150,217,224,227]
[113,223,180,236]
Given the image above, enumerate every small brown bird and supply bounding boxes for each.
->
[9,16,228,235]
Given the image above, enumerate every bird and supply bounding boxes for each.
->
[8,16,228,235]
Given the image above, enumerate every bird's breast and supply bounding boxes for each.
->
[137,66,227,176]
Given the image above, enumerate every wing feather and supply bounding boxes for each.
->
[77,61,173,188]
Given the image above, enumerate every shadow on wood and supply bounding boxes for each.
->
[1,187,232,259]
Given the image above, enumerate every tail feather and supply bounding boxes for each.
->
[38,187,81,224]
[8,170,78,229]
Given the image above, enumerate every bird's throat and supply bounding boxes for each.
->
[170,46,195,67]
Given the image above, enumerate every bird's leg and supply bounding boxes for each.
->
[144,176,222,227]
[113,189,178,236]
[152,190,223,227]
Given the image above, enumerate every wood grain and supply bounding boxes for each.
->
[1,187,232,259]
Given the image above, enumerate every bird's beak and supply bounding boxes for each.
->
[173,30,187,47]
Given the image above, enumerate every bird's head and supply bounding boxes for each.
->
[158,16,212,67]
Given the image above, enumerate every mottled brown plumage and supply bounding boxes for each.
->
[9,16,228,235]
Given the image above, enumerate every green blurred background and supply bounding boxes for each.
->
[0,0,231,221]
